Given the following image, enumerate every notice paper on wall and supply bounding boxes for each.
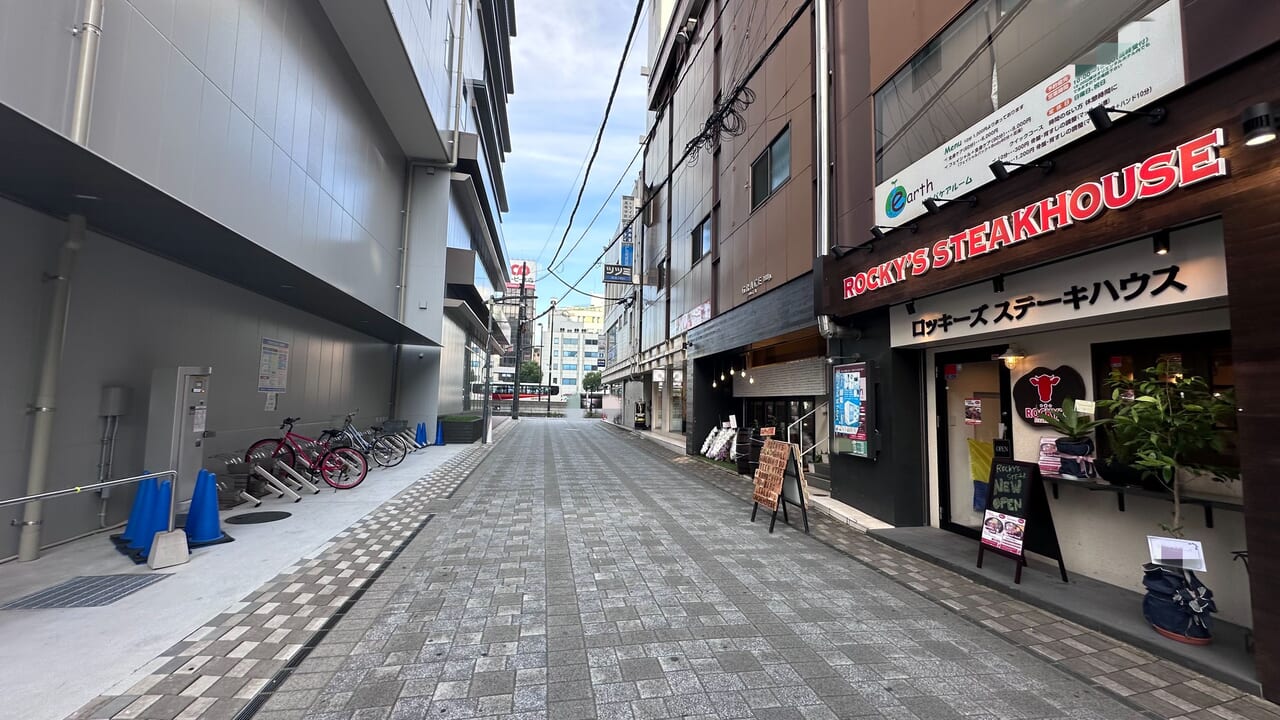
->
[1148,536,1207,572]
[258,338,290,393]
[265,392,278,412]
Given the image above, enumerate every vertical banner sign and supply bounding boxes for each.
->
[833,363,871,457]
[258,338,290,393]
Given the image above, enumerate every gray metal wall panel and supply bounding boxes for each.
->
[85,0,406,318]
[0,198,397,560]
[731,357,827,398]
[437,316,469,415]
[0,0,78,132]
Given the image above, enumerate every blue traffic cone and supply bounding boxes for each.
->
[435,420,444,446]
[415,422,427,446]
[185,469,228,546]
[121,476,157,545]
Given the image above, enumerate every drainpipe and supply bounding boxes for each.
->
[814,0,832,256]
[391,0,470,418]
[18,0,104,561]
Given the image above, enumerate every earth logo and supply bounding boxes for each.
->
[885,182,908,218]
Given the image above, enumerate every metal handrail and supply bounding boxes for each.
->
[786,402,830,460]
[1,470,179,532]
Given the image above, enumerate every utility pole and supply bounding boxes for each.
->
[512,270,527,419]
[547,300,556,417]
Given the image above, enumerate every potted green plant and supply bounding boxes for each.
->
[1098,365,1238,536]
[1097,363,1238,645]
[1039,398,1110,480]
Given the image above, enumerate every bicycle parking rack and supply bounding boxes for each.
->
[399,429,425,450]
[275,460,320,494]
[251,464,301,503]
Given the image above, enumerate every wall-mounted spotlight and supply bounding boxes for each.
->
[748,376,755,384]
[993,274,1005,293]
[1243,102,1276,146]
[905,299,917,315]
[830,242,874,258]
[826,354,863,365]
[1087,104,1167,131]
[923,195,978,214]
[1153,229,1171,256]
[997,344,1028,370]
[869,223,919,240]
[989,159,1054,181]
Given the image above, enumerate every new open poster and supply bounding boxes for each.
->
[833,362,870,457]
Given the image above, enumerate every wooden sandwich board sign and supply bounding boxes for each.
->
[976,459,1068,584]
[750,439,810,534]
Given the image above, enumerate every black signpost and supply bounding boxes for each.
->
[977,459,1068,584]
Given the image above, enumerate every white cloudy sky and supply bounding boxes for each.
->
[500,0,649,313]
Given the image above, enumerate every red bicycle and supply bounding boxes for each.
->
[245,417,369,489]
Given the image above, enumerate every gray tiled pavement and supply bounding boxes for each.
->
[250,419,1154,720]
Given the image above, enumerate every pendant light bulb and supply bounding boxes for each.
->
[749,376,755,384]
[740,369,746,378]
[720,372,725,381]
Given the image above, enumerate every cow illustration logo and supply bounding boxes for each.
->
[1028,374,1061,404]
[1012,366,1086,426]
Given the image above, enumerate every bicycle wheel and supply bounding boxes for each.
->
[245,438,297,477]
[370,435,406,468]
[319,447,368,489]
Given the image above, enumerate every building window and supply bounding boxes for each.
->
[751,126,790,209]
[585,338,598,345]
[584,352,598,358]
[692,215,712,263]
[875,0,1160,182]
[563,378,577,386]
[564,350,578,357]
[564,338,579,345]
[657,258,668,290]
[564,364,578,371]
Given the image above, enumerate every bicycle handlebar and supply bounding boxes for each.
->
[280,416,300,429]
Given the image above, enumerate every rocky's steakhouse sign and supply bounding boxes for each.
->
[843,129,1228,300]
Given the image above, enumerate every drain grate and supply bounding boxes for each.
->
[2,574,169,609]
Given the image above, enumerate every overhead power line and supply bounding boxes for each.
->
[549,0,816,309]
[544,0,647,273]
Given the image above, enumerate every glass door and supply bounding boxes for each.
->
[936,348,1011,537]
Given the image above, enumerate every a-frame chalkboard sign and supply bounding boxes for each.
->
[976,459,1068,584]
[750,440,810,534]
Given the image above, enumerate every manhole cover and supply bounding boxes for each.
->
[2,574,168,609]
[225,511,292,525]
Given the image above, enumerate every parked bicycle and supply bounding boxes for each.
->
[335,410,406,468]
[245,417,369,489]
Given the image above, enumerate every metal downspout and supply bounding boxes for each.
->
[392,0,469,419]
[18,0,105,561]
[814,0,832,257]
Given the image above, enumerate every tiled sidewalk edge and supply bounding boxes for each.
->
[604,424,1280,720]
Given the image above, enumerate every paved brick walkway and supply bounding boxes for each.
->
[67,424,511,720]
[242,419,1197,720]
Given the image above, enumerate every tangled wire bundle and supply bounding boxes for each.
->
[683,85,757,166]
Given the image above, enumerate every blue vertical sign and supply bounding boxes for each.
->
[620,243,634,268]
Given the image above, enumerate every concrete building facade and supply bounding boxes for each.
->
[0,0,516,560]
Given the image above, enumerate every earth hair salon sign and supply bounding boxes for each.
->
[845,129,1228,301]
[875,0,1184,226]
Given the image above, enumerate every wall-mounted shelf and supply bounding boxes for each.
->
[1044,475,1242,529]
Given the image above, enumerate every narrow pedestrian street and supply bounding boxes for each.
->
[242,419,1142,720]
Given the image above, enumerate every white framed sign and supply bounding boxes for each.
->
[874,0,1184,227]
[889,221,1227,347]
[1147,536,1207,572]
[258,338,290,393]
